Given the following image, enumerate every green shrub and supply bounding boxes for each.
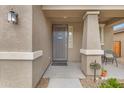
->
[99,78,123,88]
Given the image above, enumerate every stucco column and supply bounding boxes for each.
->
[100,24,105,46]
[80,11,104,76]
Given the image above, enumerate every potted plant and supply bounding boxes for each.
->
[90,60,101,82]
[101,68,107,77]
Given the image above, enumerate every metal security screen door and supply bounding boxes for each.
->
[52,24,68,65]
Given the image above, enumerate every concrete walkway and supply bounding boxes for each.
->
[48,78,82,88]
[43,62,85,88]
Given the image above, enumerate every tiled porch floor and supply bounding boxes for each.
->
[42,61,124,88]
[102,62,124,79]
[44,62,85,78]
[43,62,85,88]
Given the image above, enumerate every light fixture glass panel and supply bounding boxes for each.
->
[8,11,18,24]
[12,14,16,22]
[8,12,12,22]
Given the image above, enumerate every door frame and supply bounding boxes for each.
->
[113,41,121,57]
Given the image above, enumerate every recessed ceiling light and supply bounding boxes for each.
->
[64,16,67,19]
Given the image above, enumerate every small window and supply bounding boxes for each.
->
[68,25,73,48]
[113,23,124,33]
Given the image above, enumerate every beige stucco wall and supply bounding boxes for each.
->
[0,5,32,52]
[0,61,32,88]
[68,23,82,62]
[0,5,51,88]
[81,55,101,76]
[81,14,102,76]
[32,6,52,87]
[104,25,113,50]
[0,5,33,88]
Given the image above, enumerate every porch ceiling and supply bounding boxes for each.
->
[43,10,124,24]
[43,10,84,23]
[42,5,124,10]
[99,10,124,24]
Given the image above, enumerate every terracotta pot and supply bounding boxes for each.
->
[101,71,107,77]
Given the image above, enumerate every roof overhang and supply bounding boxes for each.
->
[42,5,124,10]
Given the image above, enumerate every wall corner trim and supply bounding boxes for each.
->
[80,49,104,55]
[0,50,43,60]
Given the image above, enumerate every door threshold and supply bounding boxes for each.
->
[52,62,67,66]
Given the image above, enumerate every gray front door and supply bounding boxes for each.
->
[52,24,68,64]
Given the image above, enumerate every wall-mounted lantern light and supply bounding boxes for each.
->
[8,10,18,24]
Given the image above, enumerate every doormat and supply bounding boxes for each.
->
[52,62,67,66]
